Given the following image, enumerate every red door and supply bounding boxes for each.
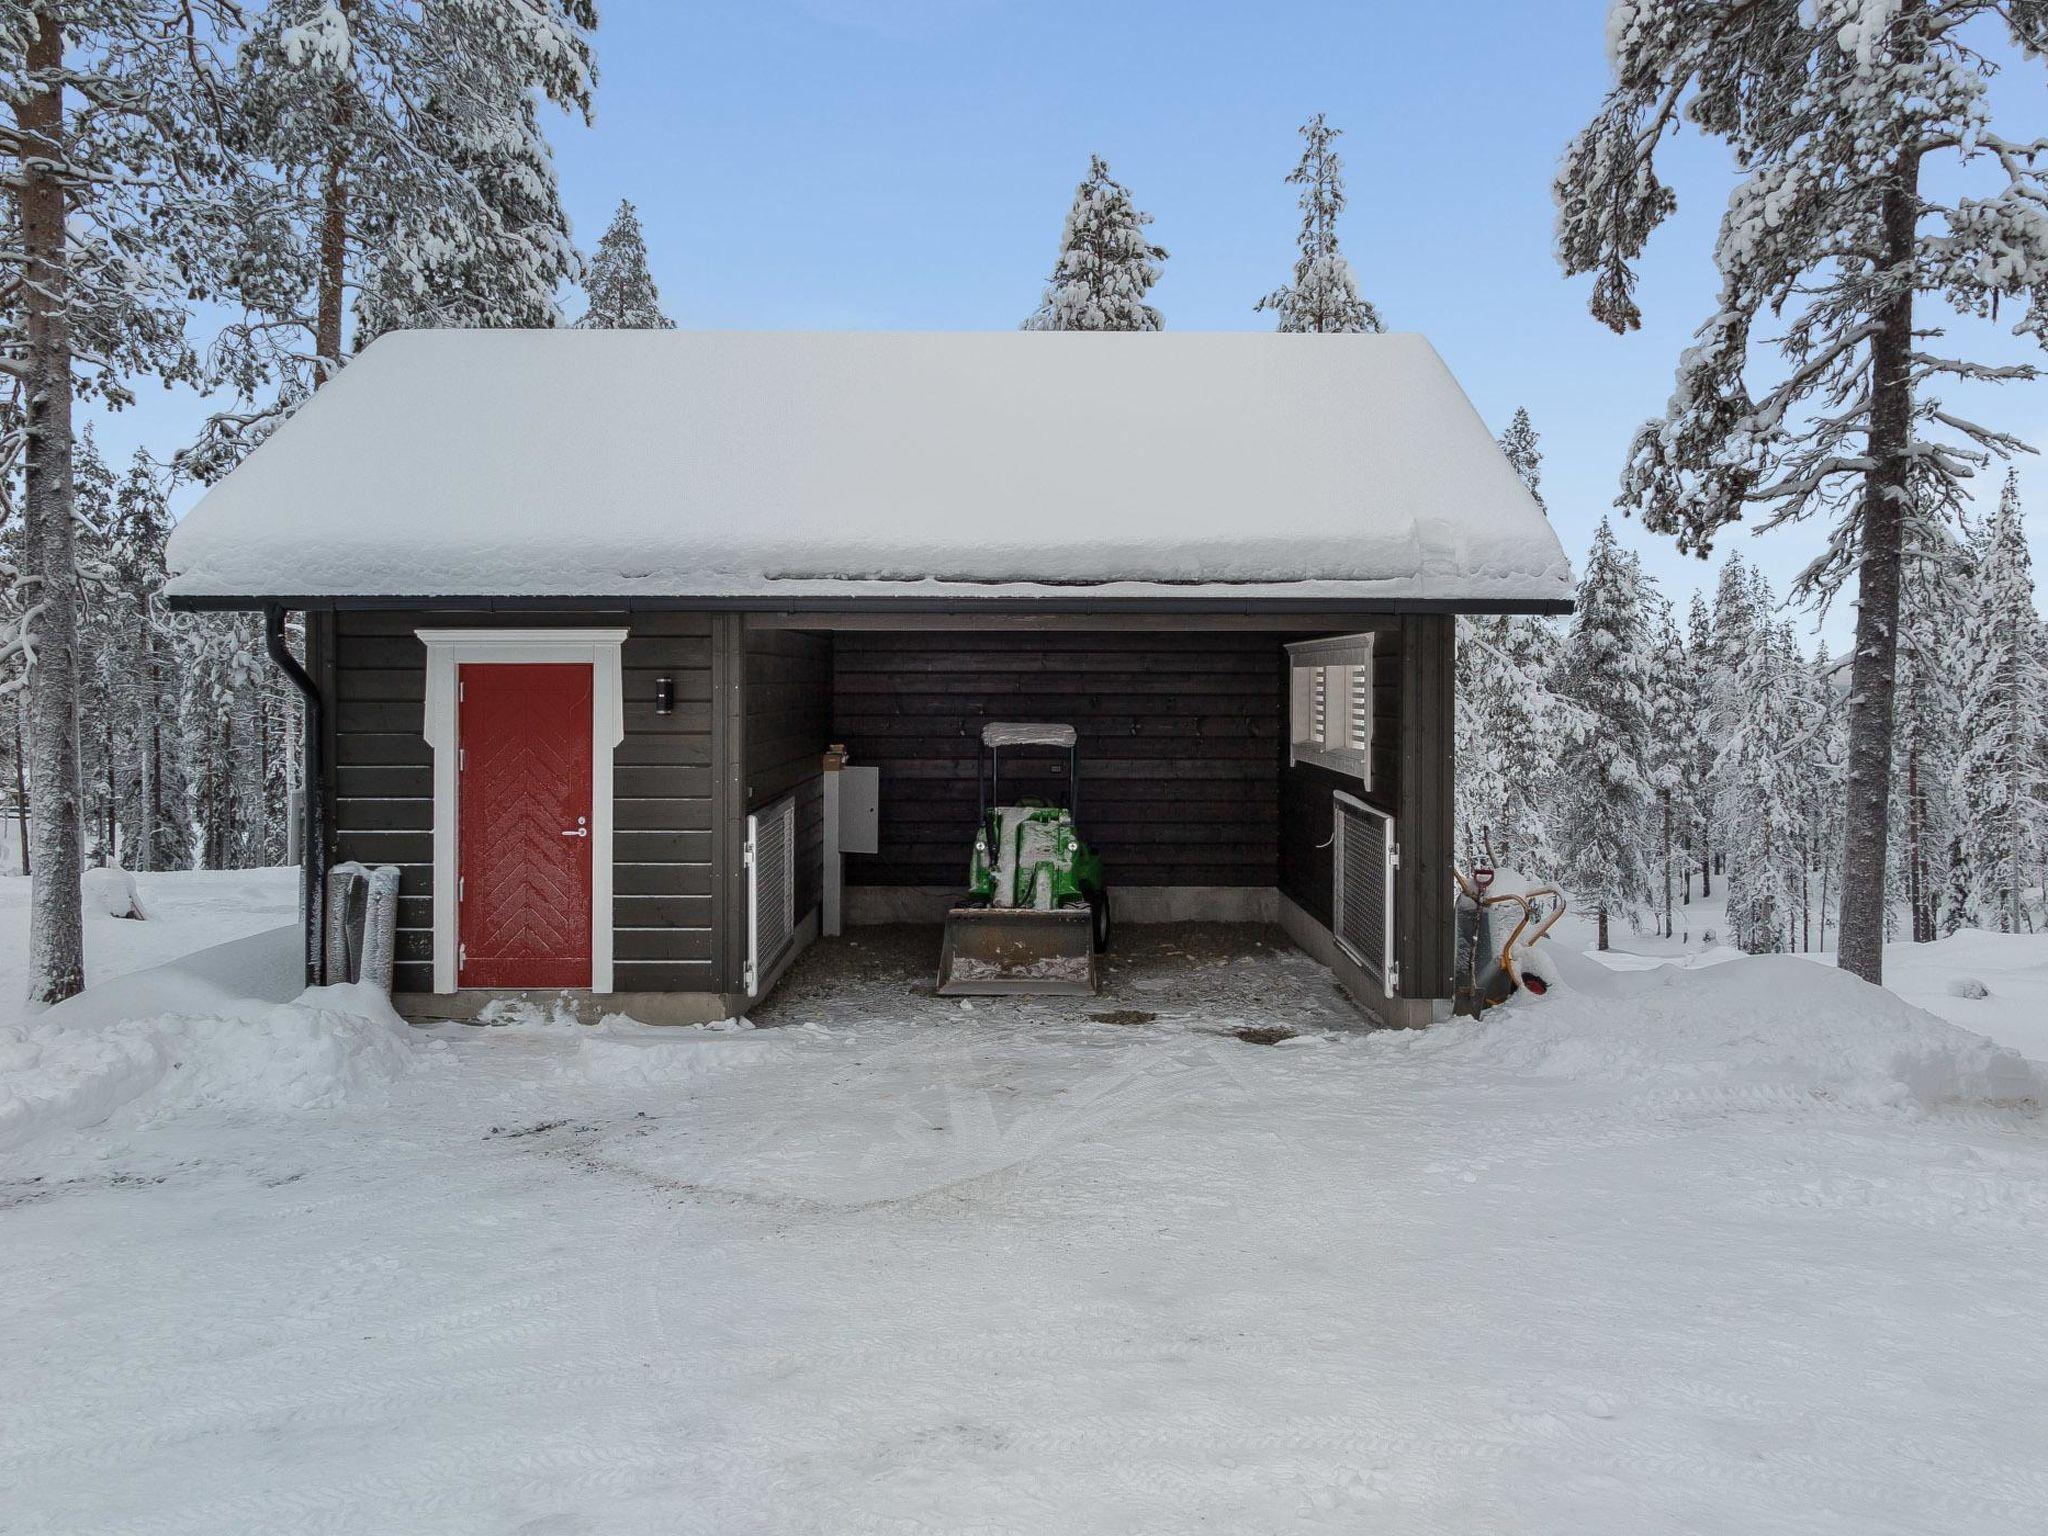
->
[458,663,594,988]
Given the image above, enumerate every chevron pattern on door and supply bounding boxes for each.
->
[458,663,594,988]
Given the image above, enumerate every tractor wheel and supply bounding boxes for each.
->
[1089,888,1112,953]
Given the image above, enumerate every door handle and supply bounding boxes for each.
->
[561,828,588,838]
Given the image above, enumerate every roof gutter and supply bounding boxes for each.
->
[263,605,326,986]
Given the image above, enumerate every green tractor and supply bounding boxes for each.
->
[936,722,1109,996]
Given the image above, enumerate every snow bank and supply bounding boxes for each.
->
[1419,953,2042,1112]
[166,330,1572,604]
[82,865,147,920]
[0,931,423,1152]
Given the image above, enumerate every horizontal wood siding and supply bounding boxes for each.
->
[326,609,716,995]
[744,629,831,925]
[1277,623,1402,929]
[833,630,1290,888]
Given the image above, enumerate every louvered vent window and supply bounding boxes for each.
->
[1286,634,1376,783]
[745,796,797,997]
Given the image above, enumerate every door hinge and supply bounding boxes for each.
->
[1389,841,1402,871]
[458,747,466,773]
[743,959,758,994]
[458,679,465,703]
[1386,961,1401,998]
[457,875,464,905]
[458,941,468,974]
[742,835,756,870]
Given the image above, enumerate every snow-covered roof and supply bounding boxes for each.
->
[165,330,1572,608]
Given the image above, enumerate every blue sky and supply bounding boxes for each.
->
[106,0,2048,638]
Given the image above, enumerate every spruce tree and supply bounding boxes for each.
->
[1893,515,1972,941]
[1551,519,1658,948]
[1556,0,2048,984]
[1717,610,1813,954]
[107,453,184,872]
[1256,113,1382,334]
[1022,156,1167,332]
[1497,408,1545,512]
[1950,471,2048,931]
[1675,592,1717,907]
[576,200,675,330]
[1455,407,1568,874]
[1644,595,1690,938]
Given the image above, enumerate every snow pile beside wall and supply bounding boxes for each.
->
[0,968,423,1153]
[1417,953,2042,1112]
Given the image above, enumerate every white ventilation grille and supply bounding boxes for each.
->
[1332,790,1397,997]
[745,796,797,996]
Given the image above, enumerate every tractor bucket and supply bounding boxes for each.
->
[936,905,1098,996]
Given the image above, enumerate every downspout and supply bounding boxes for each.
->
[264,605,326,986]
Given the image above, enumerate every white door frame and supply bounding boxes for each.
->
[418,628,629,994]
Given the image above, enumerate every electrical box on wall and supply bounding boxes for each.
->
[838,766,880,854]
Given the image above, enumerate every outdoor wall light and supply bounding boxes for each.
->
[655,676,676,716]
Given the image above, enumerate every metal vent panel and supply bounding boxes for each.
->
[1332,791,1396,997]
[745,796,798,996]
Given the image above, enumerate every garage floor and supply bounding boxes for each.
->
[753,921,1375,1037]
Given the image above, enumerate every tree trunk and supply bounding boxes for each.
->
[312,1,355,388]
[1660,792,1673,939]
[1836,144,1921,986]
[18,13,85,1003]
[102,711,114,865]
[13,705,29,876]
[1596,904,1609,952]
[138,627,157,874]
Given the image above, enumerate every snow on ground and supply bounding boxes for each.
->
[1557,886,2048,1064]
[1881,929,2048,1064]
[0,868,298,1026]
[4,890,2047,1536]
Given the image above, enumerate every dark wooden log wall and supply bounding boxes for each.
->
[319,610,719,995]
[832,630,1291,889]
[1277,623,1402,927]
[743,628,831,926]
[1273,615,1454,999]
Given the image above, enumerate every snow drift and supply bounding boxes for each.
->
[0,930,423,1152]
[1418,950,2042,1112]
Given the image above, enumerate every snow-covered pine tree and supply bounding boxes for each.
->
[1893,511,1972,941]
[1556,0,2048,984]
[1497,407,1544,512]
[1022,156,1167,332]
[356,89,583,338]
[576,200,675,329]
[1674,591,1717,907]
[1551,519,1658,948]
[1717,610,1814,954]
[1801,638,1847,951]
[1698,550,1761,895]
[106,453,185,872]
[1255,113,1382,334]
[1456,408,1569,873]
[70,430,122,864]
[1454,613,1569,872]
[1950,470,2048,932]
[198,0,598,469]
[1,2,245,1002]
[1644,594,1690,938]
